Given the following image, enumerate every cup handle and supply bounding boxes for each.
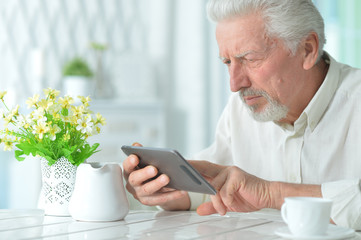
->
[281,202,288,224]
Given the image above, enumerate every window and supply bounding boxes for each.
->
[314,0,361,68]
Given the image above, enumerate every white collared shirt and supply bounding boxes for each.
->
[190,54,361,229]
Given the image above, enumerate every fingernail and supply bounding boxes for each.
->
[160,174,169,183]
[220,207,226,216]
[147,166,156,174]
[130,155,137,164]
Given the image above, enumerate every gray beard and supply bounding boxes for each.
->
[239,89,288,122]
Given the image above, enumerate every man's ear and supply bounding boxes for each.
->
[302,32,319,70]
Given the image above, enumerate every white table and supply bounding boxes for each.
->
[0,209,359,239]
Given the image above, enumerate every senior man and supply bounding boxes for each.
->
[123,0,361,229]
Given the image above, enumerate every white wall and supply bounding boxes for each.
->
[168,0,229,157]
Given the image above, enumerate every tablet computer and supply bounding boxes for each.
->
[121,145,216,195]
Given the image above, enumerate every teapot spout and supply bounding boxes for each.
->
[89,162,104,169]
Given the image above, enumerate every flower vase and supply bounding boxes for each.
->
[38,157,77,216]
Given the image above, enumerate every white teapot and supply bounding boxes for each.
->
[69,162,129,221]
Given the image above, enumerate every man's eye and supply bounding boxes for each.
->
[243,56,258,62]
[223,59,231,65]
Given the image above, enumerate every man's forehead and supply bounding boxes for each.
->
[218,36,275,58]
[216,15,270,58]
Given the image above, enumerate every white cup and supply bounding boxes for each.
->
[281,197,332,236]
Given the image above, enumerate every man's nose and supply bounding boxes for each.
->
[229,63,251,92]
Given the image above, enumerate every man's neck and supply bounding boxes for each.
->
[278,56,330,126]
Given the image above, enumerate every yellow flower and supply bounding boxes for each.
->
[31,107,46,122]
[70,116,79,125]
[59,96,74,109]
[71,105,85,118]
[25,94,40,108]
[2,136,14,151]
[37,99,53,110]
[94,113,106,125]
[3,113,14,126]
[0,109,5,119]
[76,115,94,134]
[48,124,61,141]
[63,133,70,141]
[3,140,13,151]
[78,96,91,107]
[11,105,20,116]
[24,115,33,129]
[3,105,21,126]
[48,104,62,115]
[44,88,60,100]
[33,121,49,140]
[62,115,73,123]
[17,115,27,128]
[0,91,7,100]
[93,126,101,134]
[52,113,61,120]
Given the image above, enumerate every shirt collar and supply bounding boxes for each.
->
[298,52,341,132]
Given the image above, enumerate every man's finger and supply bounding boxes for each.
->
[128,165,158,187]
[132,142,143,147]
[122,154,140,179]
[138,174,170,197]
[139,190,187,206]
[196,202,218,215]
[214,167,240,209]
[210,194,227,215]
[188,160,225,178]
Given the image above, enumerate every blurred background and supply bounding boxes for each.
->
[0,0,360,210]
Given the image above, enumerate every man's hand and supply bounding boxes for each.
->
[122,143,190,211]
[190,160,272,216]
[190,160,322,216]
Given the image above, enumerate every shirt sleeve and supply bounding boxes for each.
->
[321,179,361,230]
[189,192,210,210]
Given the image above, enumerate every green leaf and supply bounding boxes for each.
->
[38,154,55,165]
[15,142,37,157]
[15,150,25,161]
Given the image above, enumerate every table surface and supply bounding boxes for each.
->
[0,209,359,240]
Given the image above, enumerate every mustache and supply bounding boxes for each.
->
[239,88,269,98]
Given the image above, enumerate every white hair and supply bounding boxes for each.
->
[207,0,326,61]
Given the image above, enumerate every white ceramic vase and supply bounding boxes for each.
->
[69,162,129,222]
[63,76,91,99]
[39,157,77,216]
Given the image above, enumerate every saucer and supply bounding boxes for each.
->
[274,225,355,240]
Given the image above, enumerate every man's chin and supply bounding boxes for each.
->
[239,90,288,122]
[245,105,288,122]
